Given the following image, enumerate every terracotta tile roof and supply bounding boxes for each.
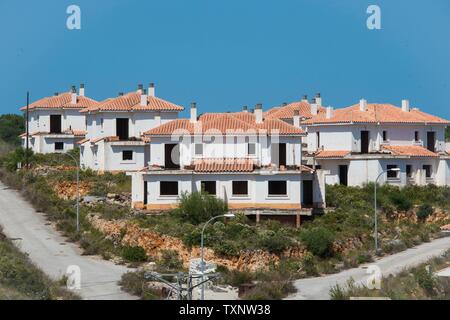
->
[77,138,90,145]
[81,91,183,113]
[91,136,120,144]
[315,150,351,158]
[265,101,326,120]
[145,112,305,136]
[300,165,315,173]
[20,92,98,111]
[64,129,86,136]
[381,145,438,157]
[193,158,254,172]
[303,103,450,125]
[19,130,86,137]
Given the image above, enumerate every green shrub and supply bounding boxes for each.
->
[329,284,349,300]
[156,250,183,271]
[1,147,34,171]
[389,192,413,212]
[242,280,296,300]
[119,271,160,300]
[122,246,147,262]
[172,192,228,225]
[220,269,255,287]
[300,227,335,258]
[416,204,433,221]
[257,229,292,254]
[414,267,436,295]
[300,252,318,276]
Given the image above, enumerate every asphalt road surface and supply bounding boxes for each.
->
[0,181,136,300]
[288,235,450,299]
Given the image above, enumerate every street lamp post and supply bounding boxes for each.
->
[200,213,235,300]
[59,151,80,233]
[374,167,400,254]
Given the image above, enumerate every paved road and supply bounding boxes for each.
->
[288,236,450,300]
[0,182,136,300]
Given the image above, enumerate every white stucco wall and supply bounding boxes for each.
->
[318,157,442,187]
[307,124,447,153]
[148,135,302,168]
[85,111,178,139]
[27,109,86,134]
[132,172,306,207]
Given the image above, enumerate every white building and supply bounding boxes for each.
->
[78,84,184,172]
[20,85,97,153]
[302,99,450,186]
[128,104,326,211]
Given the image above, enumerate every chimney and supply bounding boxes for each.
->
[315,93,322,106]
[302,95,308,103]
[54,92,59,96]
[79,83,85,96]
[148,83,155,97]
[242,105,248,112]
[71,85,77,104]
[140,89,147,106]
[137,84,143,93]
[118,92,124,96]
[255,103,263,124]
[326,106,334,119]
[190,102,197,123]
[311,98,318,116]
[359,99,367,112]
[282,102,288,106]
[293,110,300,127]
[402,99,410,112]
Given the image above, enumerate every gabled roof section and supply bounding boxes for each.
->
[265,101,326,120]
[315,150,351,159]
[81,91,184,113]
[20,92,98,111]
[144,112,305,136]
[303,103,450,125]
[381,145,439,157]
[193,158,254,172]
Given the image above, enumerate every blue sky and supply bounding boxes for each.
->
[1,0,450,119]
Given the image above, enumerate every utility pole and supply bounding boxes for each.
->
[25,91,29,169]
[144,271,220,300]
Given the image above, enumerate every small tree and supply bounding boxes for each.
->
[172,192,228,225]
[300,227,335,258]
[416,204,433,221]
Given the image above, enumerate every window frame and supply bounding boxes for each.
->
[268,180,288,196]
[423,165,433,179]
[406,164,413,178]
[386,165,399,180]
[195,143,203,156]
[122,150,133,161]
[160,181,179,196]
[201,181,216,195]
[54,142,64,151]
[232,181,248,196]
[247,143,256,156]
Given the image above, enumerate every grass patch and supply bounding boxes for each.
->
[0,229,79,300]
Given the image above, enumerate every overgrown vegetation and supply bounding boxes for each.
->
[1,145,449,300]
[330,250,450,300]
[0,114,24,146]
[0,228,78,300]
